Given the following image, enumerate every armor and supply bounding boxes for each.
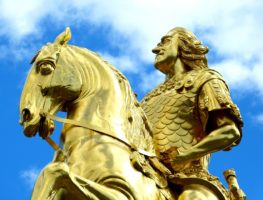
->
[141,68,243,199]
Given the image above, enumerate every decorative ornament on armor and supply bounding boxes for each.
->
[141,27,245,200]
[19,27,246,200]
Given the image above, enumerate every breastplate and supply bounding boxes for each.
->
[141,70,206,156]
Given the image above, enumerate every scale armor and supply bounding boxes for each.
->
[141,69,243,200]
[141,69,242,171]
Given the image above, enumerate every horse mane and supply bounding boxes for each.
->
[61,45,155,154]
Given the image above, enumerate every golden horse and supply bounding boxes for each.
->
[19,28,176,200]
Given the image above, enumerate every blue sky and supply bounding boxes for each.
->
[0,0,262,199]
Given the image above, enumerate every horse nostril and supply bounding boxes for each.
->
[20,108,32,124]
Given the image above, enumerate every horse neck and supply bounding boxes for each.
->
[65,55,131,144]
[61,48,154,154]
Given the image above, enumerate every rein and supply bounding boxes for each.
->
[40,111,174,191]
[40,110,156,157]
[38,42,155,158]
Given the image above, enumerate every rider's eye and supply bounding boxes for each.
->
[37,63,55,75]
[162,38,170,45]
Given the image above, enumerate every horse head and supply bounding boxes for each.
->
[19,28,174,200]
[19,28,82,137]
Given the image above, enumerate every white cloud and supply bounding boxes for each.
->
[211,57,263,97]
[140,70,165,93]
[1,0,263,95]
[98,52,139,74]
[0,0,50,40]
[20,167,40,188]
[212,60,252,90]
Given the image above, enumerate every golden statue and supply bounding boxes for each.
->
[141,27,245,200]
[19,28,176,200]
[19,27,245,200]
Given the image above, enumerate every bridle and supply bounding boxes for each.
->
[40,111,172,189]
[40,111,155,157]
[38,44,156,158]
[24,28,172,192]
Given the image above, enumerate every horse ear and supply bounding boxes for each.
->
[54,27,71,46]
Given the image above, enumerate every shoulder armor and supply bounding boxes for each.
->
[159,68,227,94]
[191,68,227,93]
[197,70,243,145]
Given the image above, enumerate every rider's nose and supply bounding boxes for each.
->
[152,46,160,54]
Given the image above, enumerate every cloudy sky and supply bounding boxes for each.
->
[0,0,262,199]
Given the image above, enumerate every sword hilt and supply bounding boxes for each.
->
[224,169,246,200]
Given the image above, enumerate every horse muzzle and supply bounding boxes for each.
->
[20,108,40,137]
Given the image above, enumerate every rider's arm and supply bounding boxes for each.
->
[172,78,243,164]
[174,111,240,163]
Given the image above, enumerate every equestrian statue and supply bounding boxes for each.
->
[19,27,245,200]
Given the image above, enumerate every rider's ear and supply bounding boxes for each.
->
[54,27,71,46]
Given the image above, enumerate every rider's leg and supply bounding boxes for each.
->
[178,184,219,200]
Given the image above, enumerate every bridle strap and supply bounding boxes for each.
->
[38,43,155,157]
[45,136,61,151]
[40,111,156,157]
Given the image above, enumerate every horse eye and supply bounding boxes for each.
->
[39,64,54,75]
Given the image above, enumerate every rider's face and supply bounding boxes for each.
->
[152,31,179,74]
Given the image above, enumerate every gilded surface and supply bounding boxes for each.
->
[19,28,176,200]
[19,27,245,200]
[141,27,245,200]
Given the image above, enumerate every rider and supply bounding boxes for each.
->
[141,27,243,199]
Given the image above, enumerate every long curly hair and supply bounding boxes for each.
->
[169,27,209,70]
